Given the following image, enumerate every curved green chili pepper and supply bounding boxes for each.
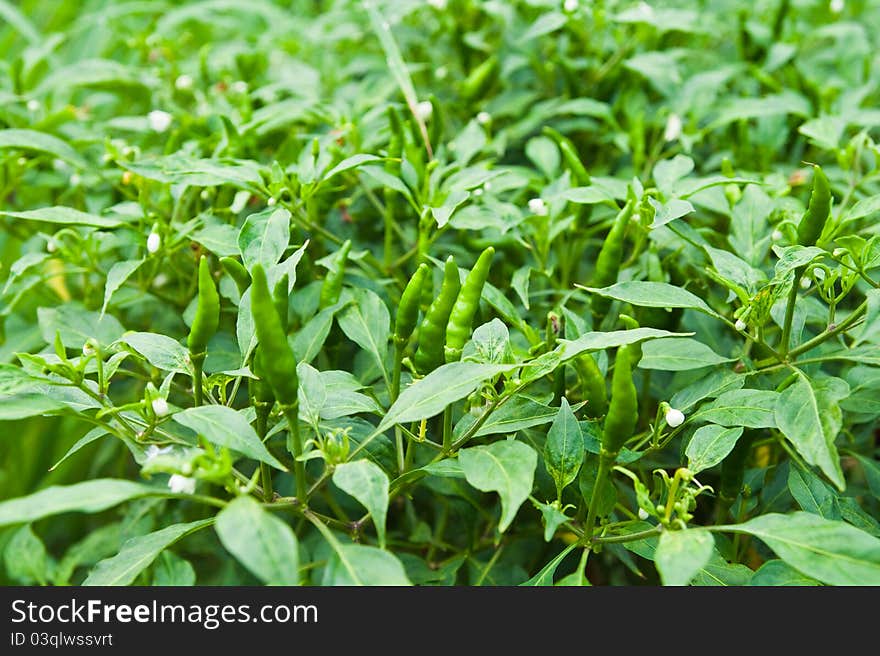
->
[461,55,498,101]
[273,273,289,333]
[542,126,590,186]
[593,200,635,290]
[220,256,251,296]
[250,264,298,407]
[319,240,351,309]
[413,256,460,374]
[445,246,494,362]
[187,255,220,359]
[601,345,638,455]
[796,164,831,247]
[395,263,429,346]
[571,353,608,418]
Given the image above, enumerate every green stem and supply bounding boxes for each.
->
[255,405,273,502]
[787,298,868,359]
[779,267,804,357]
[442,406,453,452]
[192,354,205,406]
[282,405,307,502]
[581,451,615,545]
[591,525,662,545]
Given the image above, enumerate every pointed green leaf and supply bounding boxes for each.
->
[333,460,390,548]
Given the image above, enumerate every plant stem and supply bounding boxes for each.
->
[192,354,205,406]
[255,405,273,502]
[787,298,868,358]
[581,451,615,545]
[442,406,453,452]
[591,525,662,544]
[282,405,307,503]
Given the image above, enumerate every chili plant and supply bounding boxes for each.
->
[1,0,879,586]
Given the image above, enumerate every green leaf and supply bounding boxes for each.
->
[670,370,745,411]
[543,398,584,497]
[686,425,744,473]
[655,528,715,586]
[788,464,841,520]
[648,198,695,228]
[333,460,390,548]
[376,362,518,433]
[120,332,191,373]
[577,281,718,317]
[1,206,123,228]
[38,304,125,349]
[4,525,50,584]
[0,128,87,168]
[322,544,411,585]
[749,560,820,586]
[695,389,779,428]
[718,512,880,586]
[102,259,144,316]
[173,406,286,470]
[321,154,382,183]
[215,496,300,585]
[775,373,848,491]
[459,440,538,532]
[50,427,108,471]
[83,519,213,586]
[454,396,558,440]
[535,501,572,542]
[152,551,197,586]
[729,185,773,267]
[239,208,290,272]
[520,544,578,586]
[0,479,158,527]
[638,338,734,370]
[337,288,390,378]
[292,305,337,363]
[0,394,68,420]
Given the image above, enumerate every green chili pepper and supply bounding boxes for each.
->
[592,200,635,319]
[250,264,298,407]
[796,164,831,247]
[445,246,494,362]
[413,256,460,374]
[273,273,289,333]
[461,55,498,101]
[542,126,590,186]
[601,345,638,455]
[571,353,608,418]
[395,263,429,346]
[220,256,251,296]
[617,314,642,365]
[319,239,351,309]
[187,255,220,360]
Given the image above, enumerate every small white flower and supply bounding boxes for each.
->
[17,156,27,167]
[200,189,211,201]
[830,0,844,13]
[26,99,40,112]
[476,111,491,125]
[483,181,492,191]
[663,113,682,142]
[230,190,251,214]
[734,318,747,332]
[635,1,655,19]
[152,273,169,288]
[563,0,578,12]
[435,66,448,80]
[53,158,69,172]
[638,508,650,520]
[665,407,685,428]
[69,173,81,187]
[175,74,194,90]
[46,239,57,253]
[168,474,196,495]
[800,277,812,290]
[147,109,173,133]
[473,187,483,197]
[415,100,433,122]
[82,342,96,356]
[151,396,169,417]
[267,197,277,206]
[771,229,783,242]
[144,445,172,463]
[147,231,161,254]
[231,80,248,95]
[427,0,447,9]
[528,197,548,216]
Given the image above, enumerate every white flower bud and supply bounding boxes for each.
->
[663,113,682,142]
[147,231,161,254]
[563,0,579,12]
[528,197,548,216]
[832,248,846,258]
[175,74,193,90]
[435,66,448,80]
[151,396,169,417]
[147,109,172,133]
[476,111,491,125]
[427,0,447,9]
[800,276,811,289]
[47,239,57,253]
[152,273,169,288]
[665,407,685,428]
[69,173,81,187]
[267,197,277,206]
[415,100,433,122]
[82,341,96,356]
[473,188,483,197]
[26,99,40,112]
[638,508,650,520]
[167,474,196,494]
[231,80,248,95]
[734,318,747,332]
[230,190,251,214]
[830,0,844,13]
[771,229,783,241]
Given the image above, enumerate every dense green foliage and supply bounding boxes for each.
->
[1,0,879,586]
